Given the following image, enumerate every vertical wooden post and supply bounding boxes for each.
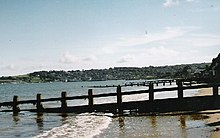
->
[61,91,67,111]
[36,94,43,113]
[213,84,219,96]
[117,85,122,114]
[169,80,172,85]
[88,89,93,106]
[13,95,19,115]
[88,89,94,112]
[117,85,122,105]
[149,83,154,101]
[163,82,165,86]
[177,81,183,99]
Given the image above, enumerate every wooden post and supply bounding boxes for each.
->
[117,85,122,114]
[61,91,67,112]
[163,82,165,86]
[177,81,183,99]
[13,95,20,115]
[169,80,172,85]
[88,89,94,112]
[88,89,93,106]
[213,84,219,96]
[149,83,154,101]
[117,85,122,105]
[36,94,43,113]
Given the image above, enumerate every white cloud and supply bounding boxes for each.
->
[82,55,97,62]
[59,52,97,64]
[188,6,220,13]
[59,52,79,64]
[188,35,220,47]
[100,46,117,54]
[117,54,135,63]
[186,0,196,2]
[130,45,214,67]
[138,46,180,65]
[1,64,16,70]
[144,46,179,57]
[115,26,196,47]
[169,34,220,48]
[163,0,180,7]
[112,46,182,67]
[6,64,16,70]
[163,0,197,8]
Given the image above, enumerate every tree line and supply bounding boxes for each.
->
[0,63,211,83]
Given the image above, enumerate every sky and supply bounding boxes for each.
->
[0,0,220,76]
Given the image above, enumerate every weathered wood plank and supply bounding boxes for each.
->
[20,95,220,114]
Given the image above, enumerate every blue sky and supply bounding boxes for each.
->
[0,0,220,76]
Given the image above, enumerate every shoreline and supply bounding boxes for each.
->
[197,88,220,138]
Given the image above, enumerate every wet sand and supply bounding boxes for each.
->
[197,88,220,138]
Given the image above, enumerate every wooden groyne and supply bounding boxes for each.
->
[0,81,219,116]
[89,79,175,88]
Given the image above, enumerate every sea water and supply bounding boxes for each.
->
[0,80,213,138]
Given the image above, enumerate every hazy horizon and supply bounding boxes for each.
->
[1,0,220,76]
[1,62,211,77]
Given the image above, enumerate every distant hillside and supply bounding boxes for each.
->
[0,63,210,83]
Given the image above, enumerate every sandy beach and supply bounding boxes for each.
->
[198,88,220,138]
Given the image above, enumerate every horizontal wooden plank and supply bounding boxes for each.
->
[17,95,220,114]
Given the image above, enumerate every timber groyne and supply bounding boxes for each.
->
[0,80,219,116]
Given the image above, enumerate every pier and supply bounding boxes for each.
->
[0,80,220,116]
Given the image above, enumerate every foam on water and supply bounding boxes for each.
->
[35,113,112,138]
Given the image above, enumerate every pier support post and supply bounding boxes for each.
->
[13,95,20,116]
[213,84,219,96]
[163,82,165,86]
[36,94,44,113]
[177,81,183,99]
[61,91,67,112]
[149,83,154,101]
[117,85,122,114]
[88,89,93,106]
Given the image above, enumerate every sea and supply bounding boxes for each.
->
[0,80,214,138]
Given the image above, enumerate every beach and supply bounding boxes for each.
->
[198,88,220,138]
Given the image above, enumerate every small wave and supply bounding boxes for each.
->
[35,113,112,138]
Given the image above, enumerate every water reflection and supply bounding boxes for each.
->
[190,114,208,120]
[118,116,125,129]
[13,115,20,125]
[61,113,68,125]
[149,116,160,137]
[150,116,157,128]
[114,113,210,138]
[179,115,186,129]
[61,113,68,118]
[179,115,187,137]
[36,114,44,132]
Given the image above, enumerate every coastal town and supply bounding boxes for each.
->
[0,63,210,83]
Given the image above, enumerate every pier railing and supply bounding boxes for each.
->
[0,81,219,115]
